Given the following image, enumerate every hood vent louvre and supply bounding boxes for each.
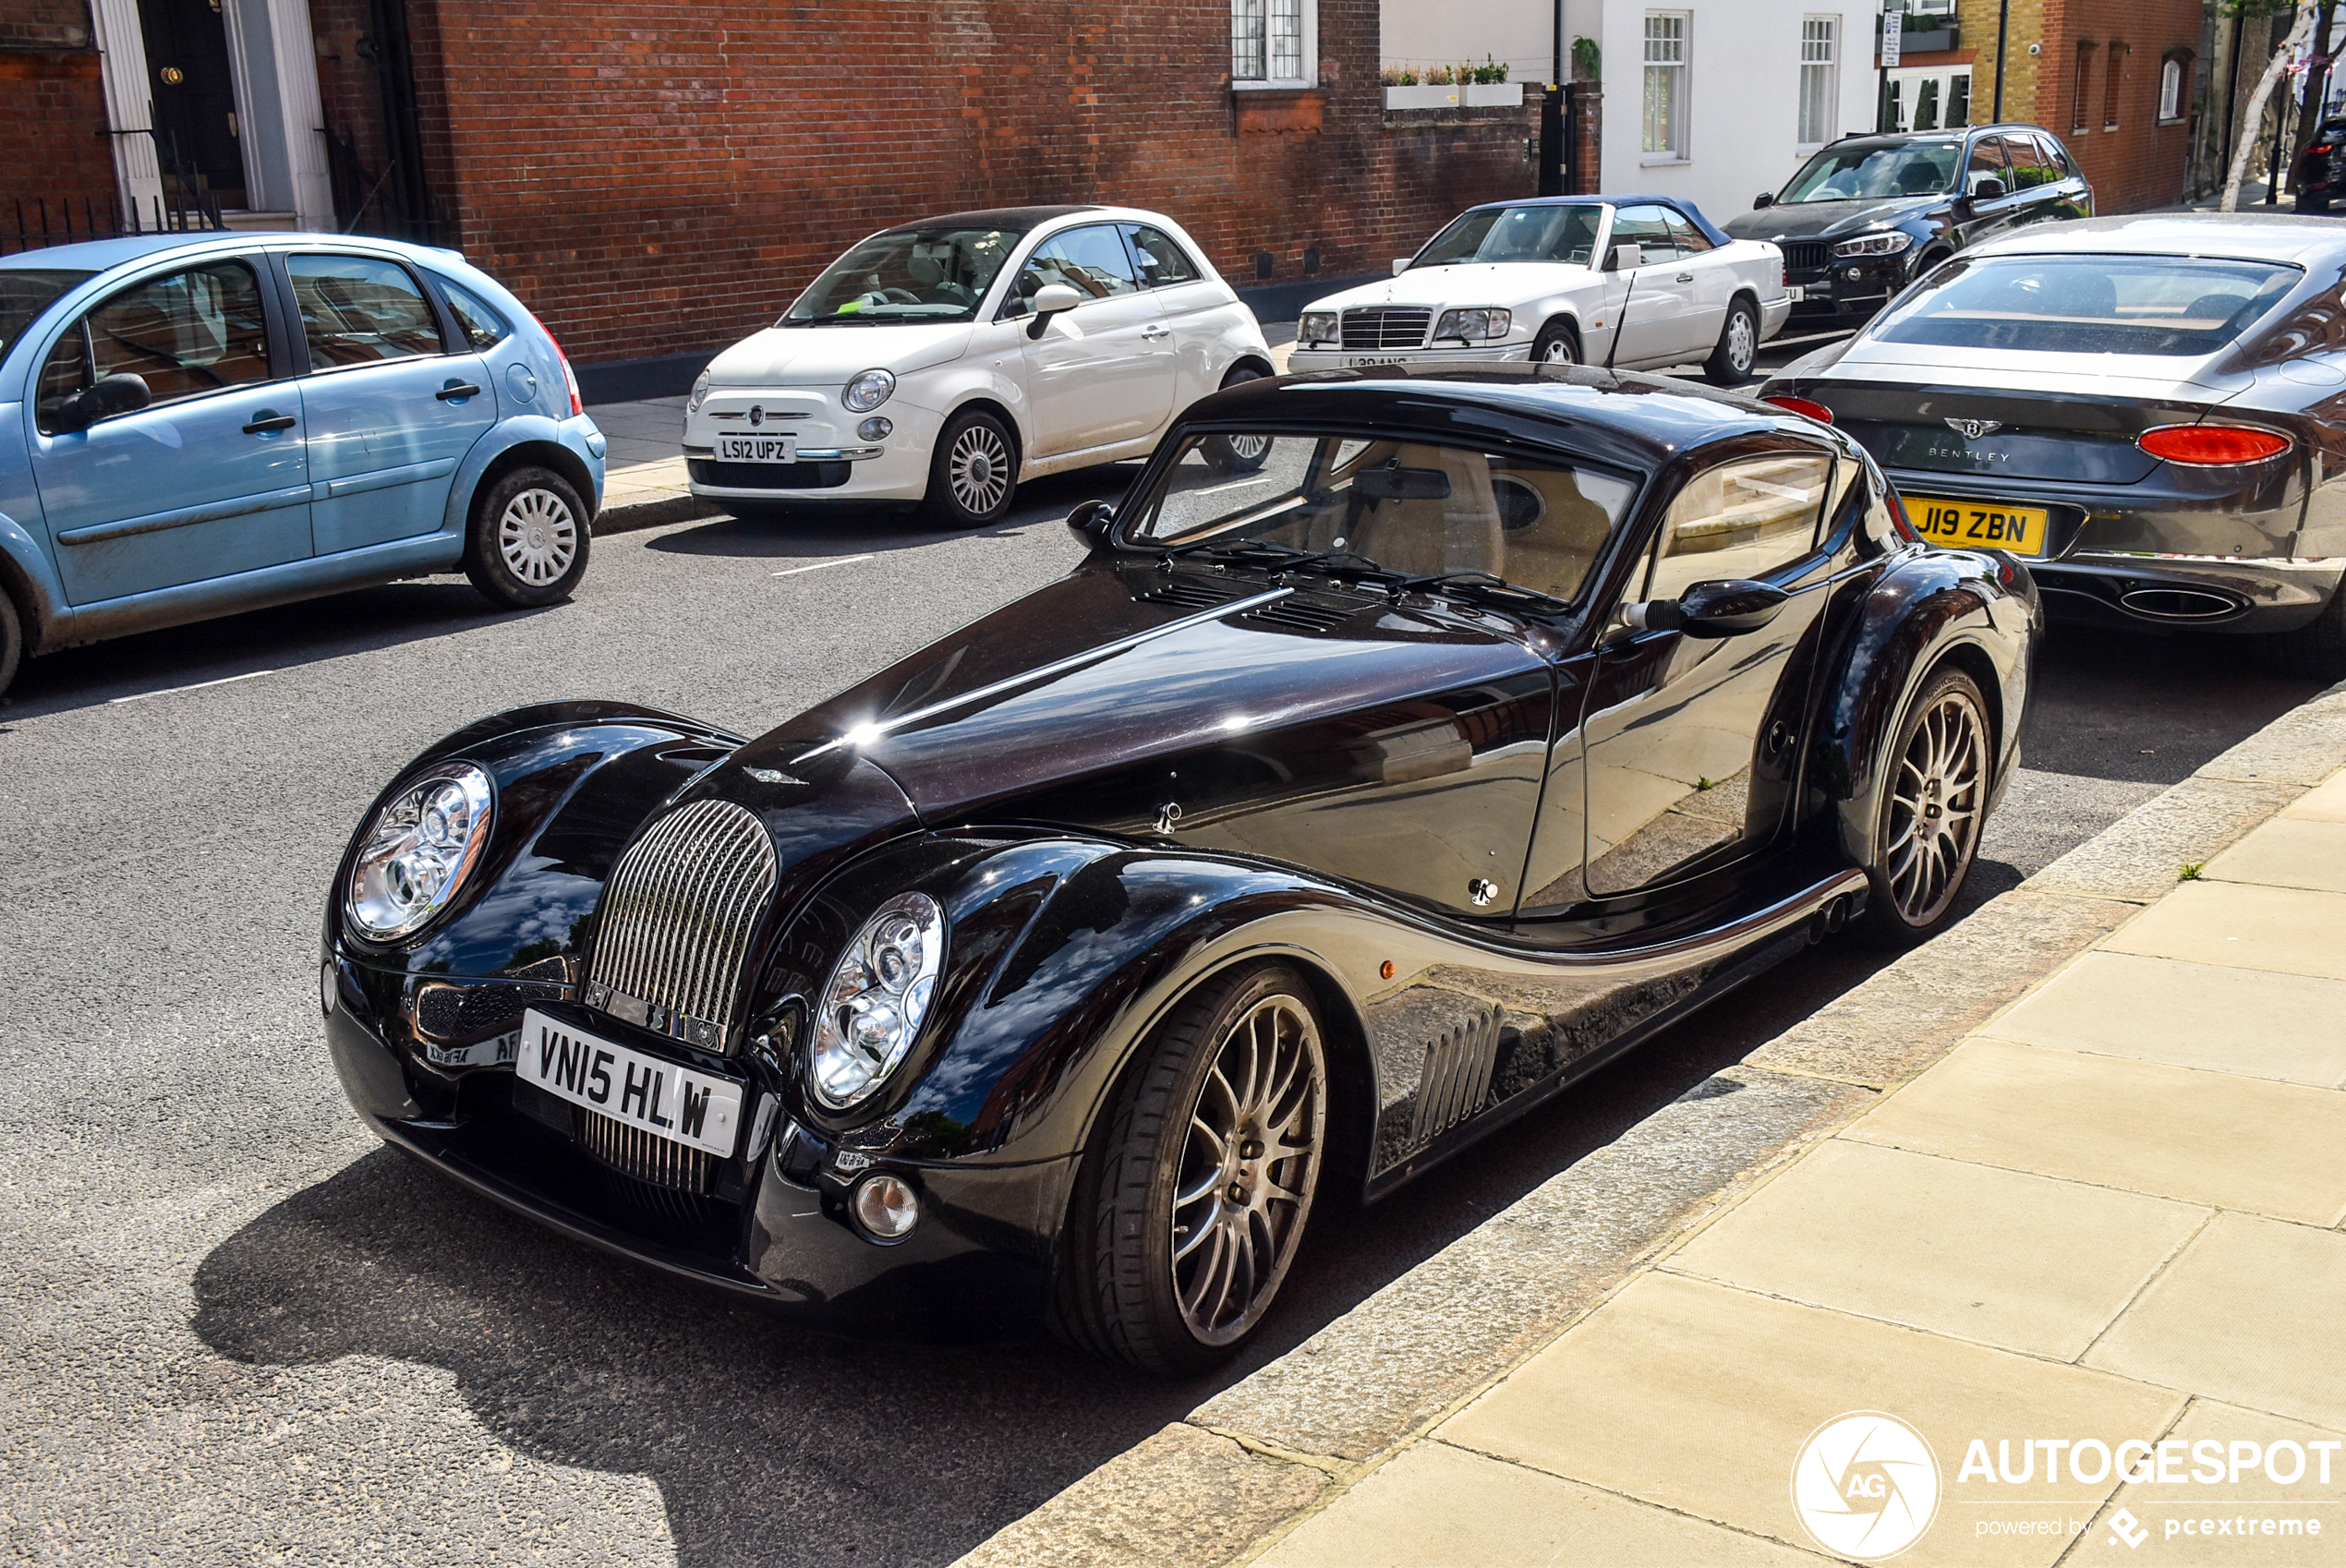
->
[1137,578,1243,611]
[586,799,778,1052]
[1245,597,1354,633]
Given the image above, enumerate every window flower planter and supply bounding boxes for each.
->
[1384,82,1519,110]
[1464,81,1521,106]
[1385,84,1461,110]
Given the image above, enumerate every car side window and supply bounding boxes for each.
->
[434,275,512,351]
[1124,223,1202,287]
[288,253,444,368]
[1964,137,2010,196]
[1610,205,1675,263]
[1662,211,1713,255]
[1993,134,2052,190]
[1009,225,1142,314]
[35,259,272,432]
[1643,452,1834,603]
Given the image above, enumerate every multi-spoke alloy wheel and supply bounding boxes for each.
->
[949,425,1010,514]
[464,464,591,608]
[1202,368,1272,474]
[1169,993,1325,1345]
[924,408,1018,527]
[1050,963,1330,1373]
[1864,668,1990,943]
[497,488,579,585]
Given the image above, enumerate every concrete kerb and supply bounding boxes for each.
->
[954,678,2346,1568]
[593,489,722,537]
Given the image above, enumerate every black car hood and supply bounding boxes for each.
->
[1725,196,1938,241]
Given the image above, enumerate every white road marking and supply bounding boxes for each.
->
[105,669,278,705]
[772,554,875,577]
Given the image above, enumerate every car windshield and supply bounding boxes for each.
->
[1122,433,1639,605]
[781,226,1021,324]
[0,268,94,358]
[1869,254,2301,356]
[1779,139,1962,201]
[1412,205,1607,268]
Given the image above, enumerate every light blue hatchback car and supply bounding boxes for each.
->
[0,233,607,697]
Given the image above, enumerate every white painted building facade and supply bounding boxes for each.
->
[1382,0,1880,228]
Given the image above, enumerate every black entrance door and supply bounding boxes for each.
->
[138,0,247,209]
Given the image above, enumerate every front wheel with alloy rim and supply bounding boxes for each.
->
[1702,296,1760,385]
[1052,963,1329,1373]
[1532,320,1581,366]
[922,407,1019,528]
[1862,665,1991,946]
[464,465,590,609]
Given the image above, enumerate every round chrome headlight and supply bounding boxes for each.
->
[842,368,896,413]
[809,892,943,1109]
[687,369,711,413]
[346,763,494,941]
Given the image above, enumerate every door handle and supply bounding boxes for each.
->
[1675,272,1695,283]
[242,411,296,434]
[435,382,484,400]
[1140,323,1171,340]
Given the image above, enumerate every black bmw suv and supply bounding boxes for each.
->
[1724,124,2092,328]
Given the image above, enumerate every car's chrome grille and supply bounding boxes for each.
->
[1340,308,1432,350]
[1782,241,1831,276]
[577,1107,715,1193]
[586,799,778,1053]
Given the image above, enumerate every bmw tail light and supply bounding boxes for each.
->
[2136,424,2292,465]
[1765,395,1835,424]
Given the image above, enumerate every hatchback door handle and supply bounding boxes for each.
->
[435,382,483,400]
[242,411,296,434]
[1141,324,1170,340]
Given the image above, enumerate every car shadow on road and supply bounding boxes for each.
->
[646,464,1139,562]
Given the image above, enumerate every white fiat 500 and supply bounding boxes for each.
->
[685,205,1274,527]
[1288,196,1791,385]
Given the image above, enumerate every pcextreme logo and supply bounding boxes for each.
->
[1792,1411,1944,1561]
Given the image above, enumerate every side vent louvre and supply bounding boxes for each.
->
[1137,579,1242,611]
[1245,598,1354,633]
[1407,1004,1501,1150]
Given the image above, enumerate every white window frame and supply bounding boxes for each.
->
[1231,0,1318,90]
[1907,0,1955,13]
[1797,16,1839,151]
[2158,55,2183,124]
[1642,11,1691,164]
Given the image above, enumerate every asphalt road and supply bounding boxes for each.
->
[0,361,2327,1565]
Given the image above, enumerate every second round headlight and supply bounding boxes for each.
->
[346,763,494,941]
[809,892,944,1109]
[842,368,896,412]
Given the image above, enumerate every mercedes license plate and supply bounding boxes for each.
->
[516,1008,743,1157]
[1786,284,1806,302]
[1907,495,2051,557]
[714,432,798,463]
[1345,355,1407,368]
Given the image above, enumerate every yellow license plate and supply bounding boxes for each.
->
[1907,496,2050,556]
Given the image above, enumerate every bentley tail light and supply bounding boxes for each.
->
[2136,425,2292,465]
[1765,395,1835,424]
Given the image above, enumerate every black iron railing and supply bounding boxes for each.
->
[2,190,224,256]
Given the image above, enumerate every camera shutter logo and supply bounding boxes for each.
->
[1790,1411,1941,1560]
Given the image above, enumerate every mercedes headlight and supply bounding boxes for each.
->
[842,368,896,413]
[1832,232,1915,258]
[687,368,711,413]
[1299,310,1338,345]
[809,892,943,1109]
[1433,308,1512,342]
[347,763,494,941]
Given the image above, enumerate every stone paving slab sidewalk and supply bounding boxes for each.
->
[960,681,2346,1568]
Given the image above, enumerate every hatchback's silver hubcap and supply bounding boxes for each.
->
[1171,994,1325,1345]
[1885,690,1985,924]
[498,488,577,585]
[949,426,1010,514]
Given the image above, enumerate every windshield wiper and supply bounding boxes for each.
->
[1396,571,1571,614]
[1167,540,1408,588]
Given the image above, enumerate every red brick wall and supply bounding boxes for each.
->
[395,0,1534,365]
[0,12,124,239]
[2038,0,2201,212]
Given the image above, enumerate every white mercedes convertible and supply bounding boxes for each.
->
[1289,196,1791,384]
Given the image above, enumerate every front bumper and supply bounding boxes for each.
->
[683,392,942,505]
[1287,343,1532,372]
[323,948,1064,1326]
[1786,253,1908,324]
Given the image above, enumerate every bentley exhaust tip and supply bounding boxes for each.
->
[2119,586,2245,623]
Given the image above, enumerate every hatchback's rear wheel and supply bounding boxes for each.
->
[1861,666,1989,946]
[921,407,1019,529]
[1052,963,1328,1373]
[465,465,590,609]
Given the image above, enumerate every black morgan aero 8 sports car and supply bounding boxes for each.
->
[321,366,2038,1372]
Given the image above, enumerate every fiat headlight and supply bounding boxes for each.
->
[687,368,710,413]
[346,763,494,941]
[809,892,943,1109]
[842,368,896,413]
[1433,308,1512,343]
[1831,232,1915,258]
[1299,310,1337,345]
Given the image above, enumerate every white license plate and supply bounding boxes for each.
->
[714,432,798,463]
[1786,285,1807,303]
[516,1008,744,1158]
[1345,355,1407,367]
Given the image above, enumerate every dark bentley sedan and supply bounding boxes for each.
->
[320,367,2037,1371]
[1726,125,2090,328]
[1760,214,2346,678]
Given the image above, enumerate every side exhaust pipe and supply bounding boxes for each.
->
[1808,893,1853,943]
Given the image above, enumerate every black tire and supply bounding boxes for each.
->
[464,465,590,609]
[1702,296,1760,386]
[1050,963,1329,1375]
[1201,366,1272,474]
[920,406,1019,529]
[1531,320,1581,367]
[1859,665,1992,947]
[1909,247,1953,284]
[2263,582,2346,681]
[2295,192,2332,214]
[0,588,20,702]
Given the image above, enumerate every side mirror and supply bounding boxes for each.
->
[60,371,152,430]
[1026,282,1082,338]
[1625,578,1790,639]
[1753,191,1776,210]
[1604,243,1644,273]
[1067,498,1117,550]
[1392,257,1412,275]
[1974,177,2007,201]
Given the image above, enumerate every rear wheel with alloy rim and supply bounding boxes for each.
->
[1052,963,1328,1373]
[922,407,1019,528]
[1202,366,1272,473]
[1703,296,1760,385]
[1533,320,1581,366]
[465,465,590,609]
[1862,666,1990,945]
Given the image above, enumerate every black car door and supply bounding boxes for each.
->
[2022,131,2093,221]
[1954,133,2022,248]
